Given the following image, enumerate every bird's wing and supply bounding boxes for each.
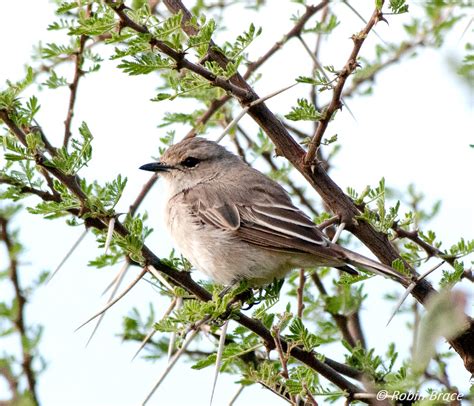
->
[187,184,332,256]
[236,203,330,253]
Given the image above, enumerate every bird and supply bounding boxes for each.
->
[140,137,403,287]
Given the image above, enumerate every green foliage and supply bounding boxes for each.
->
[112,213,151,264]
[285,98,324,121]
[50,122,93,175]
[351,178,402,234]
[118,52,173,75]
[305,13,339,34]
[43,70,69,89]
[222,23,262,60]
[0,67,34,111]
[1,1,472,404]
[187,19,216,58]
[69,7,116,36]
[287,317,328,351]
[0,208,45,403]
[389,0,409,14]
[439,261,464,288]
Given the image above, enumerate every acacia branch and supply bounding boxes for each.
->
[106,1,250,99]
[181,0,329,138]
[0,175,60,202]
[394,227,456,266]
[305,4,385,163]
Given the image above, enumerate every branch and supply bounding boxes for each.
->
[304,4,385,163]
[394,227,456,266]
[64,31,88,147]
[0,175,60,202]
[182,0,329,138]
[244,1,329,76]
[0,217,39,405]
[106,1,250,99]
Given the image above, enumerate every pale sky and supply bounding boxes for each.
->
[1,1,473,405]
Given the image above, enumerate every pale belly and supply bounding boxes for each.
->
[165,200,305,286]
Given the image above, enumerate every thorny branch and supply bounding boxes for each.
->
[184,0,329,138]
[1,1,472,402]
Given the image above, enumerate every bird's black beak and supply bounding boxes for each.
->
[139,162,173,172]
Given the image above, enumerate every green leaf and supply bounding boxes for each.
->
[389,0,409,14]
[439,261,464,288]
[285,98,324,121]
[118,53,173,75]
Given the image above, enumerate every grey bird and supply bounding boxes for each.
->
[140,137,403,286]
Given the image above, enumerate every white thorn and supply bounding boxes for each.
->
[216,108,248,143]
[133,329,157,361]
[386,260,445,326]
[167,297,183,361]
[210,320,229,406]
[104,217,116,255]
[386,282,416,327]
[418,260,445,282]
[147,265,174,292]
[132,297,178,361]
[86,261,130,346]
[142,328,200,405]
[249,83,297,107]
[228,385,245,406]
[215,82,298,144]
[47,229,88,284]
[101,260,127,296]
[332,222,346,243]
[75,267,147,332]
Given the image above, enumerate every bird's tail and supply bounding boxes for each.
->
[332,244,408,282]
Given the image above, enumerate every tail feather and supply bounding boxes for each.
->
[332,244,407,282]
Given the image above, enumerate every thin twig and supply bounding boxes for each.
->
[0,217,39,405]
[298,35,356,122]
[305,3,385,163]
[64,6,90,147]
[184,1,329,138]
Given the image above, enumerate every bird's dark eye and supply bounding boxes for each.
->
[181,157,200,168]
